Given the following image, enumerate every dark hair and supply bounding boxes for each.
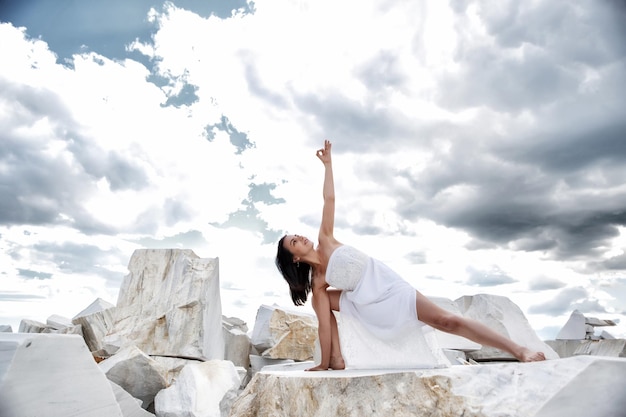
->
[275,236,312,306]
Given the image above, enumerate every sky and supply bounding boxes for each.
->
[1,0,625,341]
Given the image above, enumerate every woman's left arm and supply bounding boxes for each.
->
[317,140,335,243]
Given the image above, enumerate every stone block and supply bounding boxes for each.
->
[0,324,12,332]
[456,294,559,360]
[154,360,240,417]
[250,304,317,360]
[0,333,123,417]
[109,381,155,417]
[223,326,251,368]
[18,318,48,333]
[229,356,626,417]
[99,345,168,409]
[103,249,223,360]
[72,298,117,353]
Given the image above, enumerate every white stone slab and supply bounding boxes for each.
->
[72,298,117,353]
[0,333,123,417]
[230,356,626,417]
[109,381,155,417]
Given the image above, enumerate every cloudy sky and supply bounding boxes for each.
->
[1,0,625,340]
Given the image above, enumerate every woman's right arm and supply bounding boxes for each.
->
[308,285,332,371]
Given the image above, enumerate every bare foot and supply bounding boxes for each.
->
[330,356,345,370]
[517,348,546,362]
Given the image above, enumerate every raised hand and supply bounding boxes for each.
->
[316,140,332,165]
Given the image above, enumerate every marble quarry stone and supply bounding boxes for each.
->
[0,324,12,332]
[0,333,124,417]
[110,381,155,417]
[229,355,626,417]
[72,297,117,353]
[250,304,318,361]
[546,338,626,358]
[456,294,559,361]
[99,345,168,409]
[556,309,618,340]
[103,249,224,360]
[223,316,251,368]
[154,360,240,417]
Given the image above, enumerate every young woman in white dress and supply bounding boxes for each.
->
[275,140,546,371]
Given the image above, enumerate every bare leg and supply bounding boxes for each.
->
[415,291,546,362]
[327,289,345,370]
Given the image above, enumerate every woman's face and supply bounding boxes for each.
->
[282,234,313,260]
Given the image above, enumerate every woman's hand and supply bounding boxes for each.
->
[316,140,332,165]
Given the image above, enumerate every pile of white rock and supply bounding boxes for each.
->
[2,248,626,417]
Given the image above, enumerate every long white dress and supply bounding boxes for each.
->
[325,245,450,369]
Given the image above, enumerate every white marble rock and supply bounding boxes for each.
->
[110,381,155,417]
[0,324,13,332]
[104,249,224,360]
[99,345,168,409]
[154,360,241,417]
[0,333,124,417]
[72,297,117,353]
[229,356,626,417]
[250,304,318,361]
[556,310,587,340]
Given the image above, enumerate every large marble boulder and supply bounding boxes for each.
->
[0,324,12,332]
[154,360,241,417]
[229,356,626,417]
[250,304,317,361]
[103,249,224,360]
[99,345,168,409]
[72,298,116,353]
[456,294,559,360]
[0,333,124,417]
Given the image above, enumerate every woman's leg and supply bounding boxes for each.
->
[415,291,546,362]
[327,289,345,369]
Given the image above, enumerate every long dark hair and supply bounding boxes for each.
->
[275,236,312,306]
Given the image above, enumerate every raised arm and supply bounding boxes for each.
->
[316,140,335,243]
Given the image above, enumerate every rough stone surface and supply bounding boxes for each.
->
[456,294,559,360]
[18,318,48,333]
[104,249,224,360]
[250,305,317,361]
[99,345,168,409]
[0,324,13,332]
[229,356,626,417]
[110,381,155,417]
[154,360,240,417]
[0,333,123,417]
[72,298,116,353]
[546,339,626,358]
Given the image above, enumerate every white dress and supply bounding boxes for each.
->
[325,245,450,369]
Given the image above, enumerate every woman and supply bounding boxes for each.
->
[275,140,546,371]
